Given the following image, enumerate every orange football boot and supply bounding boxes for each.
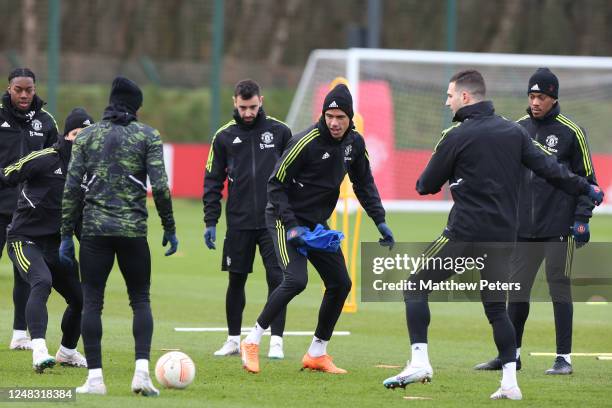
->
[302,353,347,374]
[241,341,260,373]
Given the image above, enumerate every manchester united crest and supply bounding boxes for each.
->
[31,119,42,131]
[545,134,558,147]
[261,131,274,144]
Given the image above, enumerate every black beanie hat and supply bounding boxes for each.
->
[63,107,93,136]
[528,68,559,99]
[109,76,143,114]
[322,84,354,119]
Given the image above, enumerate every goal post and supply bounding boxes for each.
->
[287,48,612,213]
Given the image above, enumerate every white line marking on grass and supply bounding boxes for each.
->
[530,352,612,357]
[174,327,350,336]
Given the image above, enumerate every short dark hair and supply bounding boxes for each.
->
[8,67,36,83]
[449,69,486,99]
[234,79,260,99]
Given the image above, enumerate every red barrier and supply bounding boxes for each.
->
[168,145,612,204]
[170,144,209,198]
[593,154,612,202]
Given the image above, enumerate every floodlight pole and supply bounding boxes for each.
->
[446,0,457,52]
[443,0,457,177]
[367,0,381,49]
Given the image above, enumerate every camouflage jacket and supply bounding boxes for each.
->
[61,120,175,237]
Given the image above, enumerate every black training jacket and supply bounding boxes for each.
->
[0,143,74,240]
[516,103,597,238]
[267,117,386,229]
[416,101,591,242]
[204,108,292,230]
[0,93,58,215]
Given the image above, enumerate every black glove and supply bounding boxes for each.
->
[571,221,589,249]
[59,235,75,267]
[162,231,179,256]
[377,222,395,249]
[286,226,308,247]
[204,226,216,249]
[588,185,604,206]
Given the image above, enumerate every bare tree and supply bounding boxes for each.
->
[227,0,257,57]
[22,0,37,68]
[487,0,524,53]
[267,0,301,65]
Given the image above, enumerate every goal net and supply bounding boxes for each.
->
[286,49,612,212]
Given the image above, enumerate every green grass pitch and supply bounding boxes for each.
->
[0,198,611,407]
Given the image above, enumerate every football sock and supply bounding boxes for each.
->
[135,359,149,374]
[12,329,28,341]
[411,343,429,366]
[244,323,265,345]
[558,353,571,364]
[88,368,103,382]
[31,338,47,353]
[501,362,518,389]
[308,337,327,357]
[59,344,76,356]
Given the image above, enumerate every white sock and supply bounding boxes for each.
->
[411,343,430,366]
[31,338,47,353]
[88,368,103,382]
[244,323,265,345]
[59,345,76,356]
[516,347,521,359]
[501,362,518,389]
[135,359,149,373]
[270,335,283,347]
[12,329,28,341]
[228,335,241,344]
[558,353,571,364]
[308,336,328,357]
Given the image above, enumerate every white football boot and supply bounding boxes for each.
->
[55,348,88,367]
[214,338,240,356]
[32,347,56,373]
[490,385,522,400]
[131,370,159,397]
[76,378,107,395]
[268,335,284,359]
[383,361,433,389]
[10,336,32,350]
